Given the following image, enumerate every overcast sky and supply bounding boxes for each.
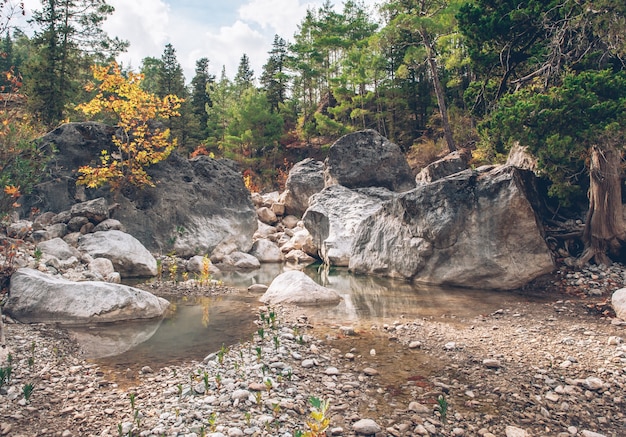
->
[20,0,380,83]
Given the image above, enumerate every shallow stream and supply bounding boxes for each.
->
[73,263,538,374]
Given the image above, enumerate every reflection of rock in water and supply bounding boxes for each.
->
[302,265,508,323]
[69,318,163,359]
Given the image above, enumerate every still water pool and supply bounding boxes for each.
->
[74,263,539,371]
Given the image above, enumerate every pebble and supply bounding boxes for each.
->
[352,418,381,435]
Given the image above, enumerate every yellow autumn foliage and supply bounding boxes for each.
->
[76,62,183,190]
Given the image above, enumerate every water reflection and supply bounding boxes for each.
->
[83,294,258,370]
[90,263,540,370]
[220,263,520,325]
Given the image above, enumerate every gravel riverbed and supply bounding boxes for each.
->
[0,265,625,437]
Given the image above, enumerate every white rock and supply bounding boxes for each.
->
[612,288,626,320]
[78,230,157,278]
[505,426,529,437]
[5,268,169,324]
[352,418,381,435]
[260,271,341,306]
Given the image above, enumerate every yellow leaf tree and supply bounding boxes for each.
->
[76,61,182,190]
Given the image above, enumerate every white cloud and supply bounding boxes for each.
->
[187,20,266,80]
[104,0,171,71]
[238,0,311,39]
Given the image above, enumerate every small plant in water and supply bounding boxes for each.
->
[257,327,265,341]
[200,254,212,285]
[168,261,178,283]
[255,346,262,361]
[33,247,42,263]
[273,335,280,350]
[435,394,448,425]
[244,411,251,426]
[215,373,222,390]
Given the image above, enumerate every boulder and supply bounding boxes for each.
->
[260,271,342,306]
[250,239,284,263]
[415,151,468,185]
[303,185,394,266]
[20,122,257,257]
[257,207,278,225]
[324,130,414,192]
[349,166,555,290]
[5,268,169,324]
[613,288,626,320]
[221,251,261,269]
[37,238,80,261]
[93,218,124,232]
[280,159,325,217]
[89,257,116,278]
[186,255,220,275]
[69,197,109,223]
[78,230,157,278]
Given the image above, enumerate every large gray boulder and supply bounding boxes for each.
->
[21,122,257,257]
[303,185,394,266]
[349,166,555,290]
[613,288,626,320]
[260,271,342,306]
[5,268,169,324]
[78,230,157,278]
[324,130,414,192]
[280,158,325,217]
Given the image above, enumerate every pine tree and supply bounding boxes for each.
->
[189,57,214,141]
[234,53,254,95]
[260,35,289,111]
[24,0,127,127]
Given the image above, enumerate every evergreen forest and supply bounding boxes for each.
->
[1,1,625,261]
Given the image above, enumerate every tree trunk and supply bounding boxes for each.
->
[577,143,626,266]
[420,28,456,153]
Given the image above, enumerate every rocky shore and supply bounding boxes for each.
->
[0,264,625,437]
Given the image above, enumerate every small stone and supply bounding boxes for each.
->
[483,359,501,369]
[301,359,315,368]
[61,431,73,437]
[339,326,356,336]
[505,426,529,437]
[330,427,344,436]
[607,336,622,345]
[369,349,376,356]
[584,377,604,391]
[444,342,456,350]
[362,367,379,376]
[408,402,430,414]
[227,428,244,437]
[325,367,340,375]
[353,418,382,435]
[580,431,607,437]
[141,366,153,374]
[231,389,250,401]
[345,353,355,360]
[408,341,422,349]
[248,382,265,391]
